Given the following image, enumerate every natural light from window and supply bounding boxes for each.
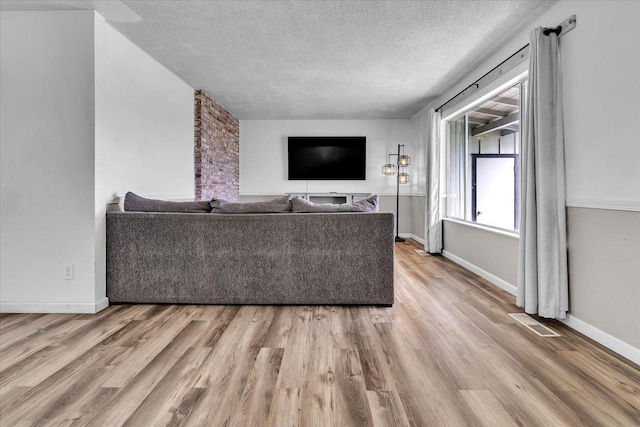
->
[444,81,525,232]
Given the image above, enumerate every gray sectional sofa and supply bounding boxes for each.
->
[106,211,395,305]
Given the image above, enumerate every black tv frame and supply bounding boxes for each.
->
[287,136,366,181]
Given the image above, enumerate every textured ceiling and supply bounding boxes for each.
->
[3,0,556,119]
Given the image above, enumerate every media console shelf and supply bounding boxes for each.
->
[289,193,371,205]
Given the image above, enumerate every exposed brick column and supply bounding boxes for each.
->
[194,90,239,201]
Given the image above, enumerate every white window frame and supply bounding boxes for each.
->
[441,70,528,236]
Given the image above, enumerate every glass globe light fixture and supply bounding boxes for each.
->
[382,163,397,175]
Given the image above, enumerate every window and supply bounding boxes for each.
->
[444,81,525,231]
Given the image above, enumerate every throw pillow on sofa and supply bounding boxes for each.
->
[210,195,292,214]
[292,195,379,213]
[123,192,212,213]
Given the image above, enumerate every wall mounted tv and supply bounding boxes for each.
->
[288,136,366,180]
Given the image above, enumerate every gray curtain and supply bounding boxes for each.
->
[425,108,442,253]
[446,114,465,220]
[517,27,568,319]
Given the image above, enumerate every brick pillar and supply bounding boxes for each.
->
[194,90,239,201]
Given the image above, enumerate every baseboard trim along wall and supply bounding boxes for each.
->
[0,297,109,314]
[441,250,640,366]
[442,250,517,294]
[560,314,640,366]
[399,233,425,245]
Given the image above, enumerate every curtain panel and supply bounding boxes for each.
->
[425,108,442,253]
[517,27,568,319]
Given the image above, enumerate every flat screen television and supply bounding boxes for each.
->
[288,136,366,180]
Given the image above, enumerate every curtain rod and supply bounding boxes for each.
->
[436,15,576,113]
[435,44,528,113]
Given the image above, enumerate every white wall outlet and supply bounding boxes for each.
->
[64,264,74,280]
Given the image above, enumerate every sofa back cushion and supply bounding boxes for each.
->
[211,195,292,214]
[124,192,211,213]
[292,195,379,213]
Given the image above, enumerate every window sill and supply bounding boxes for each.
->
[442,217,520,240]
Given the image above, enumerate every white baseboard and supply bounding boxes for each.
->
[0,297,109,314]
[442,250,517,295]
[440,250,639,365]
[95,297,110,313]
[399,233,425,245]
[560,314,640,366]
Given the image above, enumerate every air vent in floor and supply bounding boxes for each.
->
[508,313,561,337]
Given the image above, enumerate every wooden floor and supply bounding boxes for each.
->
[1,240,639,426]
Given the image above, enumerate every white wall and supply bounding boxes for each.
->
[429,0,640,209]
[424,0,640,362]
[98,22,194,202]
[239,119,424,238]
[239,120,413,196]
[561,5,640,207]
[238,111,430,243]
[1,10,195,313]
[1,11,101,312]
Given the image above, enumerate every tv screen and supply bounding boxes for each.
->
[288,136,366,180]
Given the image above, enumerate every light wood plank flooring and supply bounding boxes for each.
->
[1,239,639,426]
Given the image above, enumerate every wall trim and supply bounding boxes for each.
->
[440,250,640,366]
[560,314,640,366]
[399,233,425,245]
[566,198,640,212]
[106,193,195,205]
[95,297,110,313]
[442,250,517,295]
[443,217,520,240]
[0,297,109,314]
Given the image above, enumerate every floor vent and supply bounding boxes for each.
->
[508,313,561,337]
[414,249,428,256]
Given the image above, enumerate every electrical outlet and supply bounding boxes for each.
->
[64,264,74,280]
